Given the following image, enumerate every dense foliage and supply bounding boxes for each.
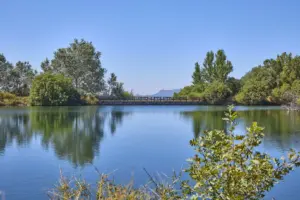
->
[236,53,300,105]
[41,39,106,94]
[175,49,236,104]
[177,51,300,105]
[0,39,132,106]
[49,106,300,199]
[0,54,37,96]
[30,73,80,106]
[2,45,300,105]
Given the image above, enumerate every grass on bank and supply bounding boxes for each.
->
[0,91,100,106]
[0,92,28,106]
[48,169,184,200]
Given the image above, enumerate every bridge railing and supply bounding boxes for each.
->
[98,96,203,101]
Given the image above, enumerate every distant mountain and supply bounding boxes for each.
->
[151,89,181,97]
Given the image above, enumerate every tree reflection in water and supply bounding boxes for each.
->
[0,106,131,166]
[181,108,300,152]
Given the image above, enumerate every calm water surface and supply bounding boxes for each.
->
[1,106,300,199]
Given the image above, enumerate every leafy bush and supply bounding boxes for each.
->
[271,83,291,103]
[175,86,194,98]
[202,81,231,104]
[226,77,241,95]
[30,73,80,106]
[191,83,206,93]
[235,80,271,105]
[291,80,300,95]
[188,92,203,100]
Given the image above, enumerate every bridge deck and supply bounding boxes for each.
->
[98,97,204,105]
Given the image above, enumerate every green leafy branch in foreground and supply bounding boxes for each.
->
[49,106,300,200]
[185,105,300,200]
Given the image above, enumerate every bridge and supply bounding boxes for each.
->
[98,97,205,105]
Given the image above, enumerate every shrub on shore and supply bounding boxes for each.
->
[30,73,80,106]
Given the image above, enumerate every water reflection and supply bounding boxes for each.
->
[0,106,131,166]
[181,108,300,152]
[2,106,300,168]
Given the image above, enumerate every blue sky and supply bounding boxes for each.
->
[1,0,300,94]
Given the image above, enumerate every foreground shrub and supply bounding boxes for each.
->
[185,105,300,199]
[30,73,80,106]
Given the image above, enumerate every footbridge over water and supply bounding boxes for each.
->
[98,97,204,105]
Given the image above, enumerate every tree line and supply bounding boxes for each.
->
[0,39,132,105]
[175,50,300,105]
[2,44,300,106]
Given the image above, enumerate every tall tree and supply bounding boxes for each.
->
[107,73,125,97]
[11,61,37,96]
[0,54,13,92]
[107,73,117,95]
[201,50,233,83]
[192,62,202,85]
[46,39,106,94]
[41,58,52,72]
[0,54,36,96]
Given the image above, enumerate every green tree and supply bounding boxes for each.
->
[40,58,52,72]
[10,61,37,96]
[175,85,194,98]
[192,62,202,85]
[201,50,233,83]
[30,73,80,106]
[107,73,117,96]
[107,73,130,98]
[226,77,241,95]
[185,106,300,199]
[0,53,13,92]
[202,81,231,104]
[45,39,106,94]
[236,66,276,105]
[280,54,300,85]
[0,54,36,96]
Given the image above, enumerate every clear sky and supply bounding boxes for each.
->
[1,0,300,95]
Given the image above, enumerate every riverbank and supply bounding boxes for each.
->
[0,92,28,106]
[0,92,99,107]
[0,91,285,107]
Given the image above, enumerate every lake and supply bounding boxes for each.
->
[1,105,300,199]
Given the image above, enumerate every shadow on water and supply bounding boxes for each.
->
[0,106,132,167]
